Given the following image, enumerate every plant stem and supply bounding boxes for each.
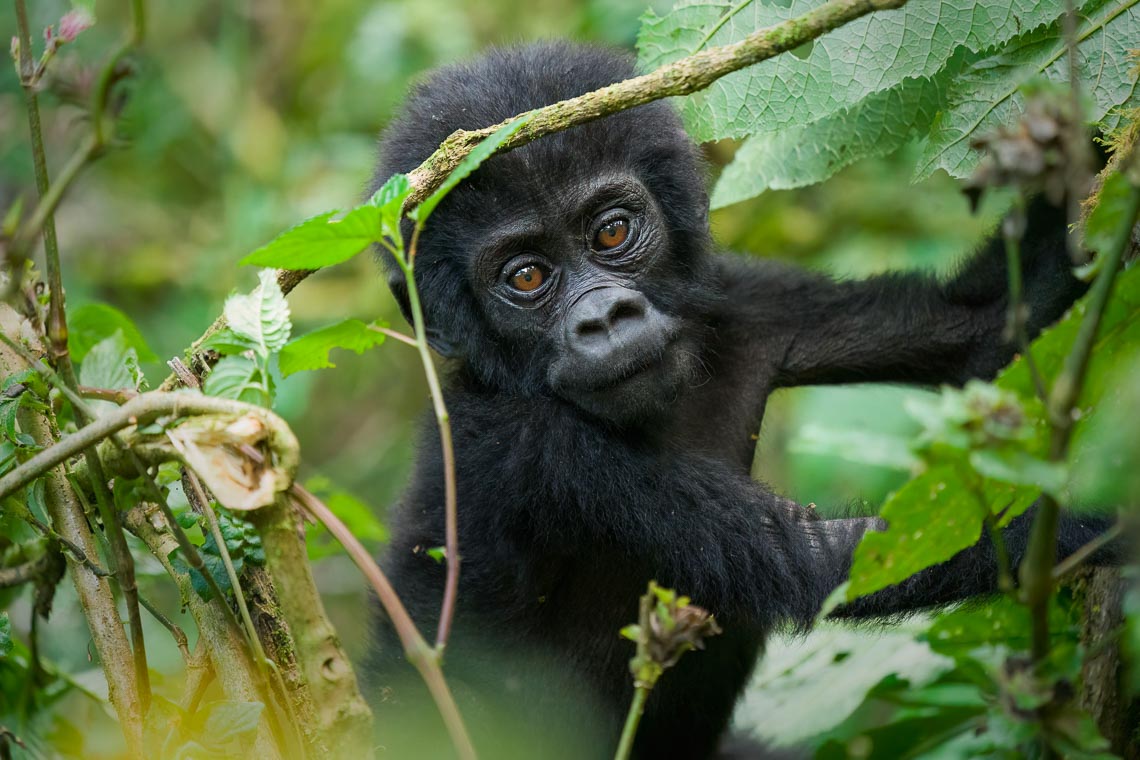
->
[1001,193,1048,402]
[291,485,476,760]
[614,686,650,760]
[400,228,461,654]
[1020,178,1140,662]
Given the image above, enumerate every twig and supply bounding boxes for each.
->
[137,593,190,661]
[396,229,460,653]
[368,324,417,347]
[1000,193,1049,402]
[157,0,910,391]
[1052,522,1123,583]
[78,385,138,404]
[290,484,475,760]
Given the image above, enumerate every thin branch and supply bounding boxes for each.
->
[290,484,476,760]
[396,229,460,654]
[368,324,417,347]
[158,0,910,391]
[1001,193,1049,402]
[1053,522,1123,583]
[137,593,190,661]
[0,389,299,500]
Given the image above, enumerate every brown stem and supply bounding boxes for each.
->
[291,484,476,760]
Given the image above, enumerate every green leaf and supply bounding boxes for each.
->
[239,206,381,270]
[79,331,143,392]
[0,612,11,658]
[636,0,1067,143]
[1082,171,1137,269]
[425,546,446,563]
[196,700,264,743]
[411,115,532,224]
[278,319,388,377]
[847,465,987,600]
[916,0,1140,179]
[968,449,1068,496]
[202,355,269,406]
[712,76,947,205]
[197,328,257,357]
[68,302,157,363]
[369,173,413,247]
[787,424,919,471]
[223,269,292,357]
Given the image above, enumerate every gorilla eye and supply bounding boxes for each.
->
[594,218,630,251]
[509,264,546,293]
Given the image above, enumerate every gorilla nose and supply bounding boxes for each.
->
[566,287,660,359]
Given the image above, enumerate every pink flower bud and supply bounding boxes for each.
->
[58,9,94,43]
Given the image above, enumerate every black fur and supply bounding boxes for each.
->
[366,42,1116,759]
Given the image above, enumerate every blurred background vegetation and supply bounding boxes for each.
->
[1,1,1009,754]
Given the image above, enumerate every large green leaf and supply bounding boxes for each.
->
[278,319,388,377]
[915,0,1140,179]
[711,75,946,207]
[637,0,1067,143]
[239,206,381,270]
[68,302,157,363]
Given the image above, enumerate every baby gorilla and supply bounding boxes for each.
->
[366,42,1112,759]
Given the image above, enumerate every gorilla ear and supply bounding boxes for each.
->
[386,272,462,359]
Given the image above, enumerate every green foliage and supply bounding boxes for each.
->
[170,506,266,602]
[67,303,157,364]
[201,270,292,406]
[77,331,144,393]
[0,612,10,658]
[239,207,384,270]
[639,0,1140,203]
[302,476,388,561]
[279,319,388,377]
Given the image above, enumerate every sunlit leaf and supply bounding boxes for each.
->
[223,270,292,357]
[239,207,381,270]
[279,319,388,377]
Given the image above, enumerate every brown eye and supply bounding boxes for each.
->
[509,264,545,292]
[594,218,630,250]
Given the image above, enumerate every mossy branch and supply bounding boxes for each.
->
[159,0,909,390]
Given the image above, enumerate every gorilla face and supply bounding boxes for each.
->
[373,43,715,425]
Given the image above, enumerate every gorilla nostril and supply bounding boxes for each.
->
[608,300,645,327]
[576,319,608,339]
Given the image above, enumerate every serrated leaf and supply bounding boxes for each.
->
[916,0,1140,179]
[68,302,157,363]
[202,355,268,406]
[847,465,987,599]
[278,319,388,377]
[369,173,413,246]
[637,0,1068,143]
[411,115,532,224]
[223,270,291,357]
[712,76,947,205]
[79,331,143,392]
[239,206,381,269]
